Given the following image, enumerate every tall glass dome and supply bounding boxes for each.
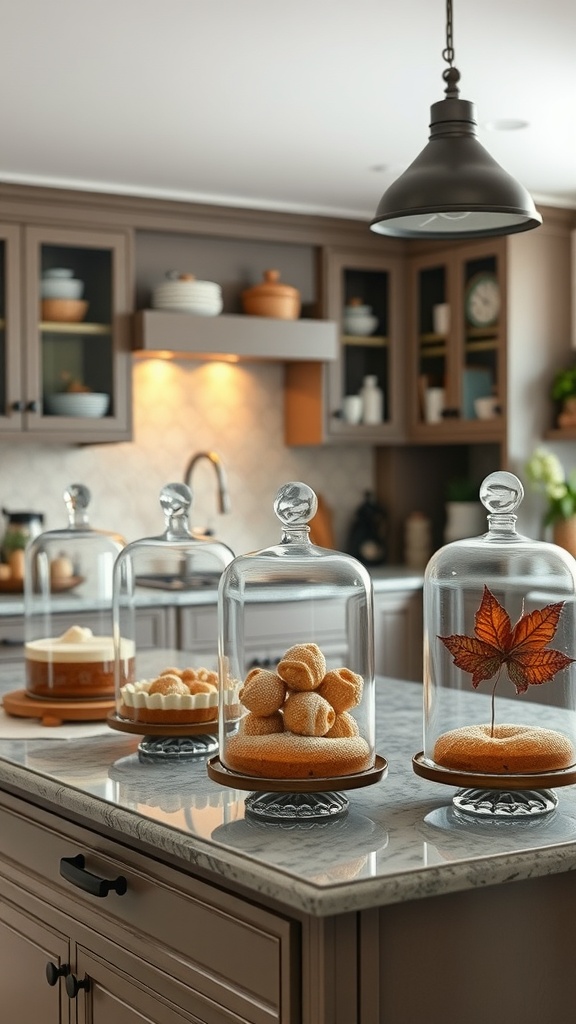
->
[413,471,576,817]
[109,483,234,761]
[208,481,386,821]
[22,483,125,707]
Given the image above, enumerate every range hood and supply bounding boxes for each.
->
[132,310,338,362]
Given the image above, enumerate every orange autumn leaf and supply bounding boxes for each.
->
[439,585,574,694]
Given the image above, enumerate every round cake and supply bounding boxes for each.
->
[224,731,372,779]
[119,666,219,725]
[433,722,576,774]
[25,625,134,700]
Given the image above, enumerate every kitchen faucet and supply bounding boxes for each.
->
[183,450,231,516]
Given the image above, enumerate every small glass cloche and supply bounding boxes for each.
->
[110,483,234,759]
[23,483,125,703]
[413,471,576,818]
[208,481,386,822]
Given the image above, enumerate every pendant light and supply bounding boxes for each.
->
[370,0,542,239]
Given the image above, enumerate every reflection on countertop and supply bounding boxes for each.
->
[1,677,576,918]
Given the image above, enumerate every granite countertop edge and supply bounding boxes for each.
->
[2,755,576,918]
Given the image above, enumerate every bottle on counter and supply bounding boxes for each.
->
[346,491,388,566]
[360,375,384,424]
[404,511,432,569]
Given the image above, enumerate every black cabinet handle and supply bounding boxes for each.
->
[10,400,25,412]
[60,853,127,898]
[26,400,39,413]
[46,961,70,986]
[66,973,90,999]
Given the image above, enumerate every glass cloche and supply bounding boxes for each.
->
[109,483,234,761]
[413,471,576,818]
[207,481,386,822]
[22,483,125,705]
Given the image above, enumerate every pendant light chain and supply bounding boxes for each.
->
[442,0,460,97]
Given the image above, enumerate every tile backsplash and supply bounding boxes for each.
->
[0,360,373,556]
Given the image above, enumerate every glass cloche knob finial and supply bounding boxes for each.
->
[159,483,192,519]
[273,482,318,526]
[63,483,91,512]
[479,471,524,515]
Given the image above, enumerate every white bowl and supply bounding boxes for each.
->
[45,392,110,418]
[152,297,223,315]
[474,396,499,420]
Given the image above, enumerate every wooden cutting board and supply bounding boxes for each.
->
[309,494,336,548]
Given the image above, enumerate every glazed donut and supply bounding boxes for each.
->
[317,668,363,713]
[239,669,286,715]
[277,642,326,691]
[433,723,576,774]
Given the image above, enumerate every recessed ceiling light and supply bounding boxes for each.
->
[483,119,530,132]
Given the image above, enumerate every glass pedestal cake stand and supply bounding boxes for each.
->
[107,712,218,763]
[412,754,576,818]
[206,755,387,823]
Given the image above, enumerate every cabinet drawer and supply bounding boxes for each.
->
[0,794,296,1023]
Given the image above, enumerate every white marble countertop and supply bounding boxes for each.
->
[1,673,576,918]
[0,566,425,616]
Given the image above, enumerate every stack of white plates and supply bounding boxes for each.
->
[152,277,223,316]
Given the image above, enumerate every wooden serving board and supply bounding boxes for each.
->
[2,689,114,726]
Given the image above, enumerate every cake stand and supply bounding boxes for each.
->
[207,754,387,823]
[3,689,114,727]
[107,711,218,763]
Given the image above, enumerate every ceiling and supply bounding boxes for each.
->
[1,0,575,222]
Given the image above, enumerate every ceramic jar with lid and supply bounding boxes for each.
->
[210,481,386,821]
[413,471,576,818]
[241,269,301,320]
[23,484,126,702]
[110,483,234,760]
[152,272,223,315]
[41,268,84,300]
[343,298,378,336]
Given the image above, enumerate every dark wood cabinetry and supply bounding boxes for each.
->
[0,222,133,442]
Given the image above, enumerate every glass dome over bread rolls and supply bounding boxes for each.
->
[413,471,576,818]
[23,483,126,703]
[210,481,384,821]
[110,483,234,758]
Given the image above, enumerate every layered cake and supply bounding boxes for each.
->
[119,666,222,726]
[224,642,372,780]
[25,625,135,700]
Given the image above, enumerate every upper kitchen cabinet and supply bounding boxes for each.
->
[0,223,132,443]
[285,247,406,445]
[407,238,507,444]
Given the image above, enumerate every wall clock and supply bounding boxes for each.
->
[465,272,500,328]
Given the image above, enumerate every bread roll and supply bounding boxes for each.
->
[283,691,335,736]
[239,669,286,715]
[241,711,284,735]
[277,643,326,691]
[318,668,363,713]
[325,712,359,738]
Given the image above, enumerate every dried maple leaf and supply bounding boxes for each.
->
[439,585,574,695]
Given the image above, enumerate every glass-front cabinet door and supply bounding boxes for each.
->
[408,239,506,443]
[21,225,132,442]
[0,223,22,432]
[285,246,405,445]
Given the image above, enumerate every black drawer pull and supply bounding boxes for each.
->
[66,973,90,998]
[46,961,70,986]
[60,853,127,897]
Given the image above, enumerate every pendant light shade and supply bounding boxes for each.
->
[370,2,542,240]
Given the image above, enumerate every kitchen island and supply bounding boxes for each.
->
[0,676,575,1023]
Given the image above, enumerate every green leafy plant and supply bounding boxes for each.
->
[525,447,576,525]
[551,365,576,403]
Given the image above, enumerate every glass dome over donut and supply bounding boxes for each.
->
[111,483,234,735]
[414,471,576,816]
[24,483,125,702]
[216,481,376,787]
